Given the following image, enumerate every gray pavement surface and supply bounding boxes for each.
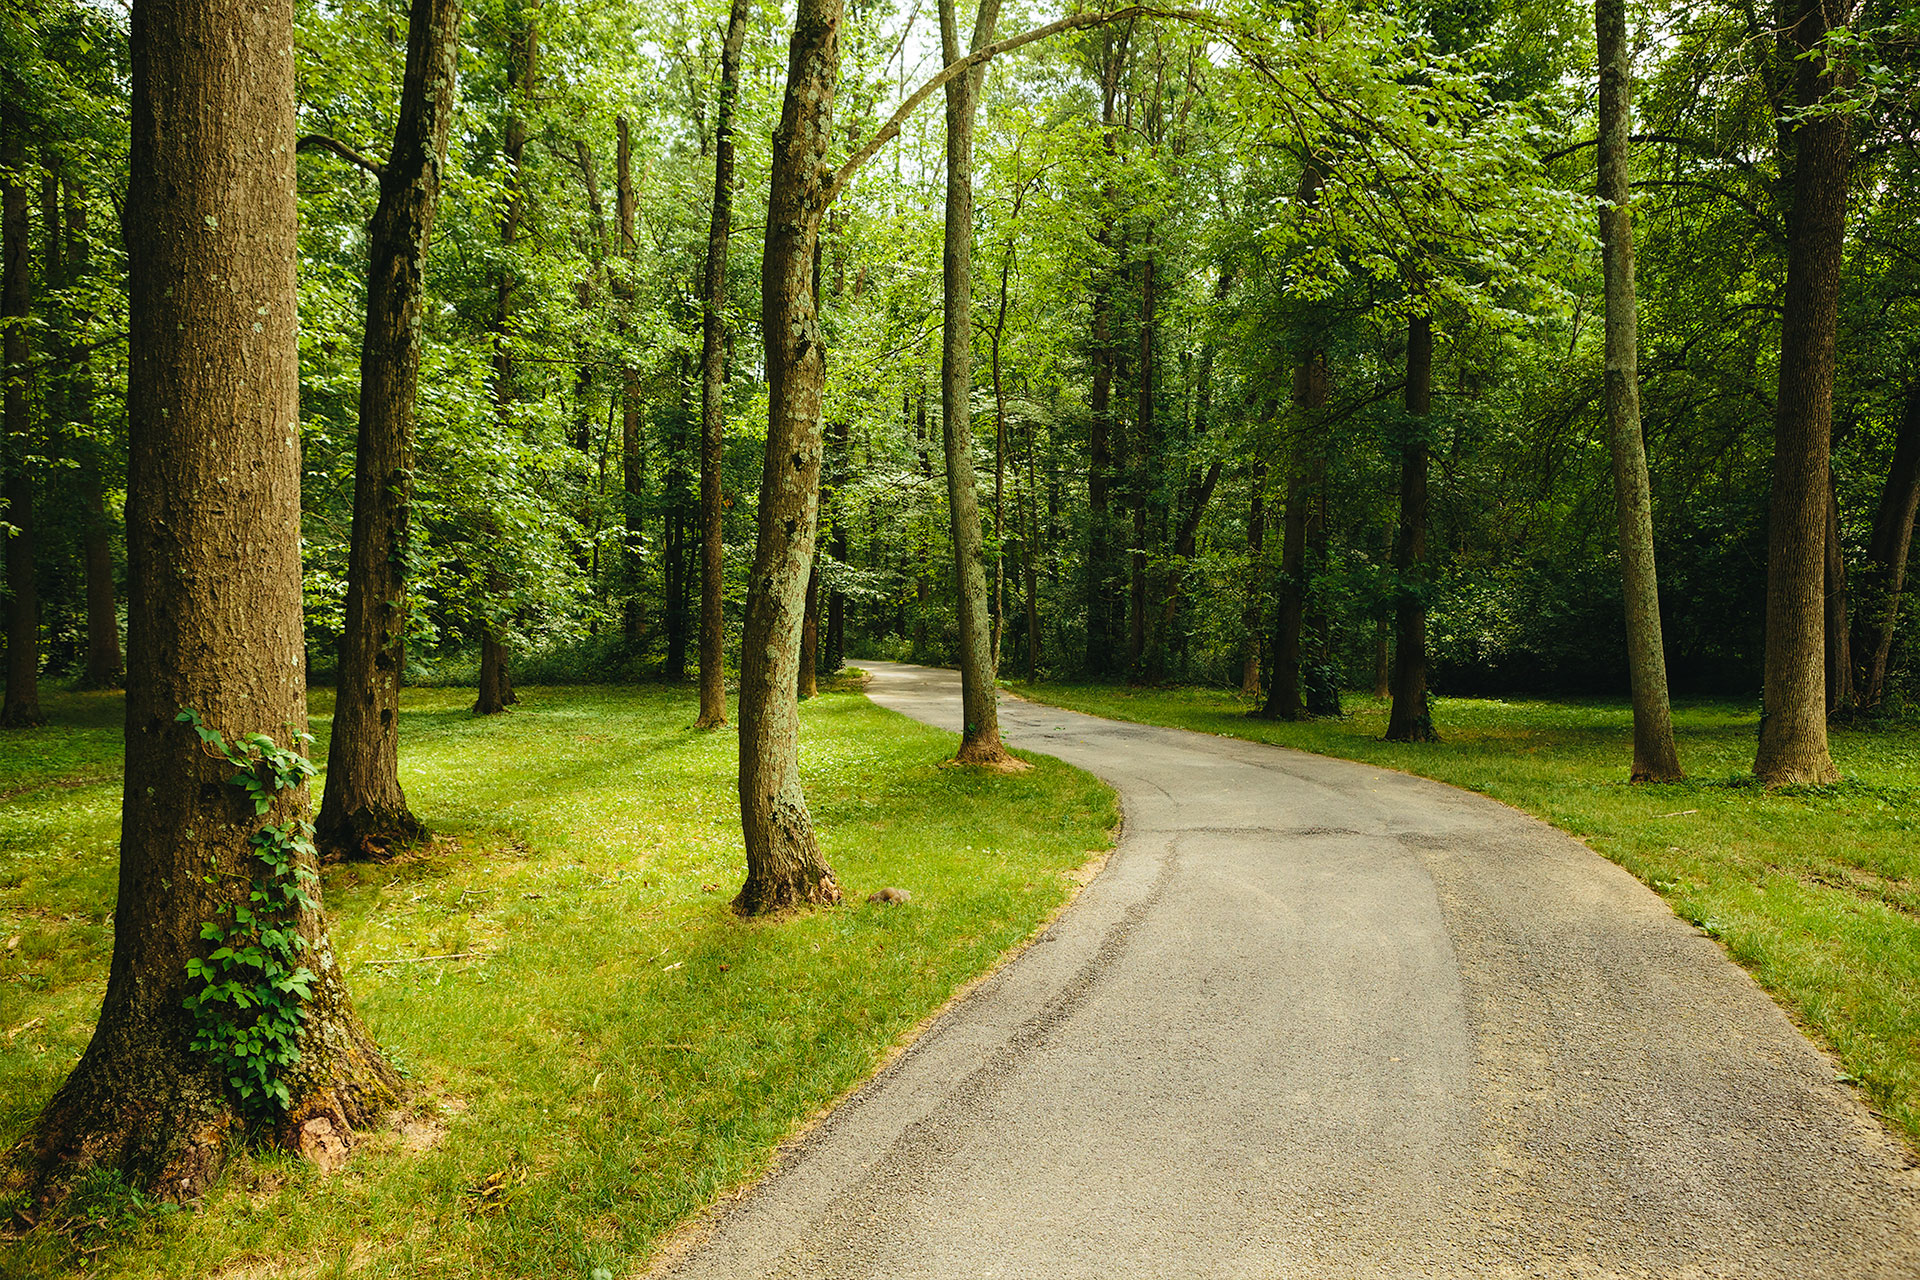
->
[654,661,1920,1279]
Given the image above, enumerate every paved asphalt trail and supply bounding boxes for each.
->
[656,662,1919,1279]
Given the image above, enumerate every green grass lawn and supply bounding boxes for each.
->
[0,676,1116,1278]
[1006,679,1920,1153]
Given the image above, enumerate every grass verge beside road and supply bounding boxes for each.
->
[0,677,1116,1278]
[1008,680,1920,1154]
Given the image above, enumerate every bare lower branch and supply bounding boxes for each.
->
[297,134,385,178]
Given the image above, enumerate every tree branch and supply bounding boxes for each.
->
[826,6,1212,205]
[297,134,384,178]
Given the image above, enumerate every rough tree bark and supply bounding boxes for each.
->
[734,0,847,915]
[1385,315,1438,743]
[318,0,462,858]
[1754,0,1850,785]
[1596,0,1683,781]
[1851,378,1920,709]
[1,115,42,728]
[696,0,751,728]
[4,0,397,1200]
[937,0,1019,766]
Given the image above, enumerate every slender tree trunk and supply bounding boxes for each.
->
[1825,472,1852,714]
[480,6,536,703]
[318,0,462,858]
[799,558,821,699]
[1128,232,1154,681]
[1,117,42,728]
[827,417,849,673]
[696,0,749,726]
[734,0,844,916]
[1263,354,1326,720]
[1851,378,1920,709]
[936,0,1017,766]
[1596,0,1683,781]
[1084,31,1126,677]
[1241,459,1266,696]
[617,116,645,650]
[7,0,397,1198]
[63,179,121,690]
[1385,315,1437,743]
[1372,613,1391,698]
[1754,0,1849,785]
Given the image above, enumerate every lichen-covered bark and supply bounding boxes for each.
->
[319,0,462,857]
[1596,0,1683,781]
[735,0,844,916]
[6,0,396,1201]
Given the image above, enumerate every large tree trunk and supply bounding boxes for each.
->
[734,0,844,916]
[1754,0,1849,786]
[936,0,1018,766]
[695,0,751,726]
[318,0,462,859]
[1385,315,1437,743]
[1851,378,1920,709]
[6,0,397,1200]
[1596,0,1683,781]
[1,116,42,728]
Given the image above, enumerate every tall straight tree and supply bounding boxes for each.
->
[1595,0,1682,781]
[1851,378,1920,710]
[478,4,538,716]
[938,0,1021,767]
[734,0,848,915]
[1385,313,1437,742]
[1,114,42,728]
[7,0,396,1197]
[315,0,464,857]
[617,114,645,647]
[1754,0,1852,785]
[63,177,122,690]
[696,0,751,731]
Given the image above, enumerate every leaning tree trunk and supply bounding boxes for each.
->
[734,0,845,916]
[318,0,462,859]
[1851,378,1920,709]
[5,0,397,1200]
[936,0,1018,766]
[1596,0,1683,781]
[1385,315,1437,743]
[1,117,43,728]
[695,0,750,728]
[1755,0,1849,786]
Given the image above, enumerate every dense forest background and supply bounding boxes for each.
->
[3,0,1918,714]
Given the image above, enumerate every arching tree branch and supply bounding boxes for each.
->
[297,134,384,178]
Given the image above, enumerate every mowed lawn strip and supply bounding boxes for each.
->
[1007,680,1920,1152]
[0,679,1116,1279]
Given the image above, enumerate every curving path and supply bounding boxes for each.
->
[655,662,1919,1279]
